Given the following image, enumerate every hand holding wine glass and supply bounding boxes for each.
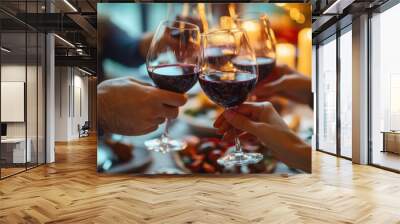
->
[145,20,201,153]
[252,65,313,107]
[98,77,187,136]
[214,102,311,173]
[200,28,263,166]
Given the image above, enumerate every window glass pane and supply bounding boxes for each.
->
[371,4,400,171]
[1,30,27,177]
[317,37,337,154]
[26,0,39,169]
[27,30,38,168]
[0,1,46,179]
[340,29,352,158]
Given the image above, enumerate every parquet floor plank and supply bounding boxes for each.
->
[0,136,399,223]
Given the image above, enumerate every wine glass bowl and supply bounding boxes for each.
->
[145,20,201,153]
[148,64,200,93]
[198,70,257,108]
[200,29,263,166]
[234,13,276,81]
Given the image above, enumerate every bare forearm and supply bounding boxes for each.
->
[274,144,311,173]
[267,130,311,173]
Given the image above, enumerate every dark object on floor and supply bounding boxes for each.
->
[381,131,400,154]
[79,121,90,138]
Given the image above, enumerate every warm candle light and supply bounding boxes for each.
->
[220,16,236,29]
[228,3,236,18]
[181,3,189,17]
[242,20,259,32]
[240,20,261,49]
[197,3,208,33]
[297,28,312,77]
[276,43,296,69]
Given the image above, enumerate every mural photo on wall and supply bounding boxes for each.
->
[97,3,313,175]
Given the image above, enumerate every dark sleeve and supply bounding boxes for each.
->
[102,24,146,67]
[309,94,314,109]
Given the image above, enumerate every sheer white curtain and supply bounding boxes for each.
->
[340,30,352,158]
[317,37,337,154]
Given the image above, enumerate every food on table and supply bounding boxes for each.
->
[180,137,231,173]
[105,138,134,163]
[179,136,277,174]
[184,92,223,116]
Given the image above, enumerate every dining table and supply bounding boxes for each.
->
[97,62,306,175]
[98,117,303,175]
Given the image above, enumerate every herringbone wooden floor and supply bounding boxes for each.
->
[1,136,400,224]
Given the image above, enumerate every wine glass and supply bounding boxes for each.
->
[145,20,201,153]
[200,28,263,166]
[166,3,214,33]
[234,13,276,82]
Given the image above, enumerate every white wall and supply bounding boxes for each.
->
[55,67,69,141]
[0,65,38,138]
[54,67,89,141]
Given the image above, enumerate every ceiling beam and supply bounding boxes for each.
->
[67,13,97,38]
[322,0,356,15]
[55,55,96,71]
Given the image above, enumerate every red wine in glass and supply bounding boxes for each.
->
[232,56,275,81]
[145,20,201,153]
[204,47,235,67]
[234,13,277,82]
[201,29,263,166]
[149,64,200,93]
[198,71,257,108]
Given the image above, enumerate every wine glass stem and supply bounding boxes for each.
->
[161,118,171,142]
[227,107,243,155]
[234,130,243,154]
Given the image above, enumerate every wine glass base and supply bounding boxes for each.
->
[217,152,263,166]
[144,137,187,153]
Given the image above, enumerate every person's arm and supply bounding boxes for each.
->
[214,102,311,173]
[98,77,187,136]
[252,64,312,108]
[100,19,152,67]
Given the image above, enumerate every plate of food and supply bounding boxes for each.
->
[180,92,223,135]
[98,136,152,174]
[177,136,278,174]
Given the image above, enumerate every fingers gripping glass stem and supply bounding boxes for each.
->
[145,119,187,153]
[217,128,263,166]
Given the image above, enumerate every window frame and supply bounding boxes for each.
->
[314,21,353,160]
[367,0,400,173]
